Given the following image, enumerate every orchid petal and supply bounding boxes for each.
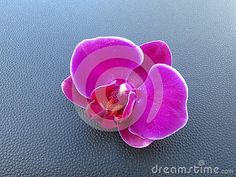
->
[61,76,90,108]
[85,101,104,118]
[119,128,153,148]
[70,37,143,98]
[114,91,136,131]
[128,41,172,87]
[140,40,172,66]
[85,101,117,129]
[121,91,136,119]
[90,81,117,109]
[129,64,188,140]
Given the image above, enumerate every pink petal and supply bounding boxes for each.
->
[140,40,172,66]
[121,91,136,119]
[70,37,143,98]
[85,81,136,130]
[61,76,90,108]
[114,91,136,131]
[90,81,117,109]
[119,128,153,148]
[85,100,104,118]
[129,64,188,140]
[85,101,117,129]
[128,40,172,87]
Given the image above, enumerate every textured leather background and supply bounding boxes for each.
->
[0,0,235,176]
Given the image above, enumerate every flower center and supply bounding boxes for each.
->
[105,82,133,118]
[89,80,136,124]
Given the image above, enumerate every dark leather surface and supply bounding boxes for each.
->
[0,0,235,176]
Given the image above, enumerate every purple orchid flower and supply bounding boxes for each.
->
[61,37,188,148]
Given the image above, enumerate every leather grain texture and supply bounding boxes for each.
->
[0,0,235,176]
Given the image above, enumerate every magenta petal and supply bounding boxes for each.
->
[127,41,172,87]
[85,101,104,118]
[61,76,90,108]
[140,40,172,66]
[115,91,136,131]
[85,101,117,129]
[70,37,143,98]
[90,81,116,109]
[129,64,188,140]
[119,128,153,148]
[122,91,136,119]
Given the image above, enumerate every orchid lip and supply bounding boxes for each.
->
[92,80,136,121]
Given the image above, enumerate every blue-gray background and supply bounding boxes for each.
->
[0,0,235,176]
